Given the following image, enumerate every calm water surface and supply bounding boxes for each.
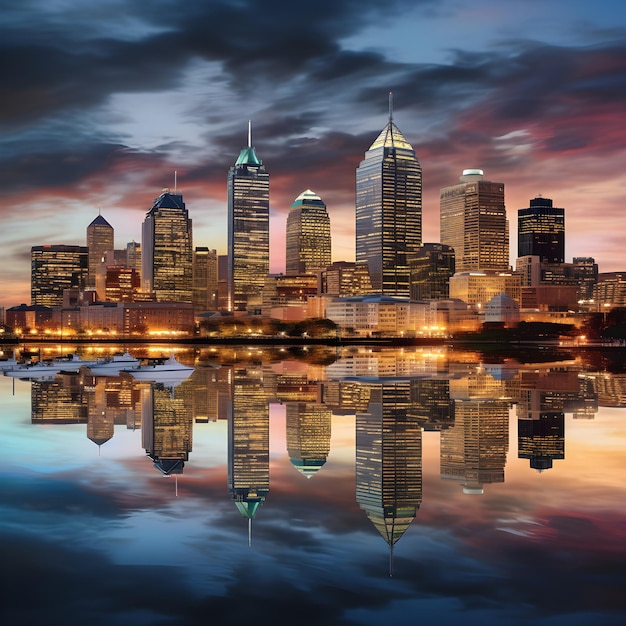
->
[1,344,625,625]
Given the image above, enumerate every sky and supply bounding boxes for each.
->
[2,0,626,308]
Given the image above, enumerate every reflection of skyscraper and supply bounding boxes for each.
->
[517,389,564,470]
[86,214,114,290]
[228,366,270,545]
[86,379,114,451]
[440,169,508,272]
[356,97,422,296]
[356,382,423,572]
[141,382,193,476]
[285,403,332,478]
[227,126,270,312]
[285,190,331,275]
[31,374,87,423]
[141,189,193,302]
[441,372,509,493]
[31,245,89,308]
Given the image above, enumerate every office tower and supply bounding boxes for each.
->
[126,241,142,279]
[86,214,114,290]
[227,125,270,313]
[572,257,598,300]
[518,196,565,263]
[285,189,331,275]
[409,243,455,300]
[440,169,509,272]
[228,365,270,544]
[356,382,423,570]
[104,266,140,302]
[356,96,422,296]
[141,189,193,303]
[31,244,89,308]
[320,261,373,296]
[286,403,332,478]
[193,247,218,313]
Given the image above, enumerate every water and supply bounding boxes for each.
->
[1,344,625,625]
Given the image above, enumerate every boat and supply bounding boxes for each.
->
[121,354,194,384]
[88,352,141,375]
[51,353,99,373]
[4,361,65,379]
[0,358,20,371]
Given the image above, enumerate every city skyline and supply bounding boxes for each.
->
[2,0,626,308]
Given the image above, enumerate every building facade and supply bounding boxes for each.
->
[31,244,89,308]
[227,129,270,313]
[285,189,331,275]
[440,169,509,272]
[409,243,455,301]
[141,189,193,303]
[518,196,565,263]
[86,214,114,291]
[193,247,218,314]
[356,103,422,297]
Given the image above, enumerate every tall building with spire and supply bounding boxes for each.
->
[227,123,270,313]
[141,188,193,303]
[356,94,422,297]
[440,169,509,272]
[86,213,114,291]
[285,189,331,275]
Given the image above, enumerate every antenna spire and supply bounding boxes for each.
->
[174,170,177,192]
[388,91,393,122]
[248,120,252,148]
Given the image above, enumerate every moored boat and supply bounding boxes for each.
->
[121,354,194,383]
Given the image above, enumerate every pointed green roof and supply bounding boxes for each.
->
[235,146,261,166]
[368,120,414,152]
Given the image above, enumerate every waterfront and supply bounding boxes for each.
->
[1,343,625,625]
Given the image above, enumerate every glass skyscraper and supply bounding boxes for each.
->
[31,244,89,308]
[356,101,422,297]
[285,189,331,275]
[141,189,193,303]
[86,213,114,290]
[227,129,270,312]
[518,196,565,263]
[440,169,509,272]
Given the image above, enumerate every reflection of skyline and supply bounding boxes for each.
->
[22,348,616,508]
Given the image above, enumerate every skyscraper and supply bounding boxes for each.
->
[440,169,509,272]
[86,214,114,291]
[356,96,422,297]
[227,124,270,313]
[31,244,89,308]
[193,246,218,313]
[409,243,455,300]
[517,196,565,263]
[285,189,331,275]
[141,189,193,303]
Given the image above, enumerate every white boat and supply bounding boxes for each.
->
[52,353,99,372]
[4,361,65,378]
[88,352,141,375]
[122,354,194,383]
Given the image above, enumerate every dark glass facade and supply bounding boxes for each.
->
[141,190,193,303]
[356,118,422,297]
[409,243,455,300]
[31,244,89,308]
[227,144,270,312]
[518,197,565,263]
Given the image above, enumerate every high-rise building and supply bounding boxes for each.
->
[409,243,455,300]
[227,125,270,313]
[285,189,331,275]
[141,189,193,303]
[193,247,218,313]
[440,169,509,272]
[356,97,422,297]
[31,244,89,308]
[86,214,114,290]
[518,196,565,263]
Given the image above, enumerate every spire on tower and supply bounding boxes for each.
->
[388,91,393,122]
[248,120,252,148]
